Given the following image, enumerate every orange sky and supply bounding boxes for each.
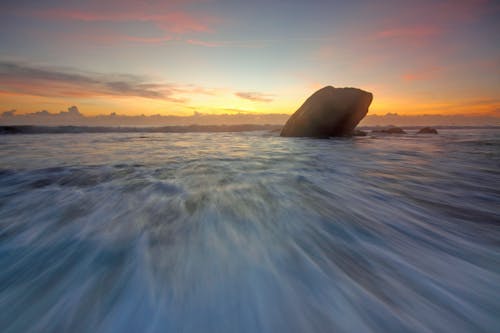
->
[1,0,499,120]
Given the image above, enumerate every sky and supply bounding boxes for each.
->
[0,0,499,123]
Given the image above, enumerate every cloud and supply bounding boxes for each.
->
[235,92,274,103]
[372,0,493,39]
[0,106,290,126]
[0,61,196,102]
[1,105,499,127]
[0,106,85,124]
[0,61,277,109]
[2,110,16,117]
[24,6,218,35]
[102,35,173,45]
[376,26,441,40]
[66,106,82,116]
[185,39,265,48]
[3,0,222,46]
[31,106,83,118]
[27,28,175,47]
[185,39,225,47]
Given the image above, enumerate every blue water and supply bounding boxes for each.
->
[0,129,499,333]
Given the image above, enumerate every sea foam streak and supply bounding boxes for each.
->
[0,129,499,333]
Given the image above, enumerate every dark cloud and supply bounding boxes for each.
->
[67,106,81,115]
[235,92,274,103]
[0,61,97,83]
[1,110,16,117]
[0,61,185,102]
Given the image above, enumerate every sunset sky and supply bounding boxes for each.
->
[1,0,499,119]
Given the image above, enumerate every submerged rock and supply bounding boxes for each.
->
[352,129,367,136]
[372,126,407,134]
[417,127,438,134]
[280,86,373,137]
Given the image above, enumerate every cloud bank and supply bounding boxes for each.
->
[0,61,189,102]
[0,61,274,104]
[0,107,290,126]
[1,107,499,127]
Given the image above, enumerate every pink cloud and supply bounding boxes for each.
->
[155,12,214,34]
[371,0,491,27]
[376,26,441,39]
[185,39,265,48]
[314,1,493,69]
[362,0,493,47]
[429,0,492,23]
[27,8,218,34]
[186,39,224,47]
[77,33,174,45]
[121,35,173,44]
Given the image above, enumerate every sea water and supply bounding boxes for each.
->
[0,128,499,333]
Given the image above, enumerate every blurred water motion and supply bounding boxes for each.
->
[0,129,499,333]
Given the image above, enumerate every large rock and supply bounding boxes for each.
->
[280,86,373,137]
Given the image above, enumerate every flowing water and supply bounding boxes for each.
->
[0,128,499,333]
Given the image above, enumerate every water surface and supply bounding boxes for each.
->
[1,129,499,333]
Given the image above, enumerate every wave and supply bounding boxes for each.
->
[0,129,499,332]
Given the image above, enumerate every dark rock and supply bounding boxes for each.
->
[0,126,22,134]
[280,86,373,137]
[372,126,407,134]
[417,127,438,134]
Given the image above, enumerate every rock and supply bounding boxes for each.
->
[280,86,373,137]
[372,126,407,134]
[417,127,438,134]
[352,129,367,136]
[0,126,22,134]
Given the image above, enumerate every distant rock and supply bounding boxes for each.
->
[0,126,22,134]
[417,127,438,134]
[280,86,373,137]
[372,126,407,134]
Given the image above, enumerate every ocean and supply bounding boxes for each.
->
[0,128,499,333]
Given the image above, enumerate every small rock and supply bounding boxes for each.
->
[352,129,367,136]
[417,127,438,134]
[372,126,407,134]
